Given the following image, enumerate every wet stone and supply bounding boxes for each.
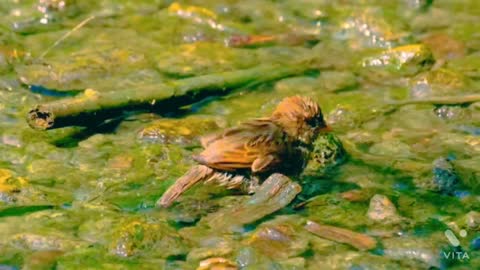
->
[205,174,301,232]
[422,33,466,61]
[434,106,470,121]
[466,211,480,230]
[409,69,468,99]
[10,233,83,252]
[382,235,443,268]
[187,237,234,262]
[431,157,459,195]
[23,250,64,270]
[367,194,403,224]
[197,257,237,270]
[244,218,309,259]
[168,199,220,225]
[109,219,188,258]
[340,189,376,203]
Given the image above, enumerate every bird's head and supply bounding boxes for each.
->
[271,96,330,144]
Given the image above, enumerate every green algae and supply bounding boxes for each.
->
[0,0,479,269]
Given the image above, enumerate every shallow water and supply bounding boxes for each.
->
[0,0,479,269]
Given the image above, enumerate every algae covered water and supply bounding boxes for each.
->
[0,0,479,269]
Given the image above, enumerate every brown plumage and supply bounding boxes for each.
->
[157,96,328,208]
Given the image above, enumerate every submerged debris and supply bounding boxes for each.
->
[26,64,306,130]
[205,174,301,231]
[305,220,377,251]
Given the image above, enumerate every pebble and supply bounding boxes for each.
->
[432,157,459,195]
[367,194,401,223]
[466,211,480,230]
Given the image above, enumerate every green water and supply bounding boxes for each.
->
[0,0,479,269]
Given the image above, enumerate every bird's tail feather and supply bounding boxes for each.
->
[157,165,214,208]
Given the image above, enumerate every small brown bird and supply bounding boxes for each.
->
[157,96,329,207]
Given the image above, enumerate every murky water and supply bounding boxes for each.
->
[0,1,479,269]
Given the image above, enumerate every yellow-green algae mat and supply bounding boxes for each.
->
[0,0,480,269]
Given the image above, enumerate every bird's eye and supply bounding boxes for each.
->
[306,118,318,127]
[306,116,325,128]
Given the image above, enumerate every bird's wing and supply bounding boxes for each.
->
[193,119,286,172]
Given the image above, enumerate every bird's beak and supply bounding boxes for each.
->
[318,125,332,133]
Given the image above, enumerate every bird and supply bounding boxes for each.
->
[157,96,330,208]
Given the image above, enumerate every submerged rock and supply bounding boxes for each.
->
[244,216,309,259]
[305,220,377,251]
[109,219,188,258]
[205,174,301,232]
[422,33,466,62]
[197,257,237,270]
[432,157,459,195]
[466,211,480,231]
[23,250,64,270]
[309,251,403,270]
[411,156,463,194]
[169,199,220,225]
[187,237,234,262]
[409,68,469,99]
[359,44,434,82]
[10,233,84,251]
[367,194,403,224]
[382,235,443,268]
[334,7,409,50]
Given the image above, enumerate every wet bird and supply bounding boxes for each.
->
[157,96,330,208]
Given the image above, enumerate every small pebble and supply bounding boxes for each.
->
[432,157,459,195]
[367,194,400,222]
